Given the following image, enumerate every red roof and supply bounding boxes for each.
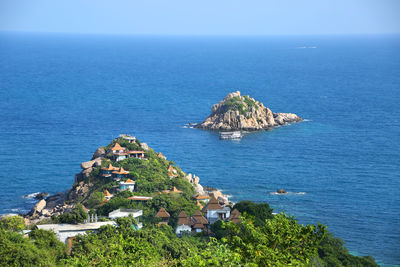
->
[155,208,170,218]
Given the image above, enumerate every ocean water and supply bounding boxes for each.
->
[0,32,399,265]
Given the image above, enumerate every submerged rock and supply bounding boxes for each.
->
[195,91,302,131]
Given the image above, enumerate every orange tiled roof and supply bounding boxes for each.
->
[124,178,135,184]
[193,194,210,200]
[168,165,174,172]
[102,163,118,171]
[104,190,112,197]
[111,143,125,151]
[112,167,129,175]
[171,187,182,193]
[128,150,145,154]
[158,152,166,158]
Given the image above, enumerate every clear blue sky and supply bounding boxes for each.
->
[1,0,399,35]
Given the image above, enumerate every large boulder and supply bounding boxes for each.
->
[92,147,106,160]
[81,157,103,169]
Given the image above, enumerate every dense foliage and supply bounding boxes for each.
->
[0,137,378,266]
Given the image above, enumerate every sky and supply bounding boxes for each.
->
[0,0,399,35]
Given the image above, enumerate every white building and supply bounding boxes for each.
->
[202,196,230,224]
[37,221,116,244]
[119,134,136,143]
[108,209,143,229]
[120,179,135,192]
[175,211,191,236]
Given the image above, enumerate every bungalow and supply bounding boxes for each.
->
[227,208,241,224]
[120,178,135,192]
[155,207,170,225]
[104,190,113,201]
[202,196,230,224]
[158,152,167,160]
[108,208,143,229]
[162,187,182,194]
[128,150,145,159]
[110,143,128,162]
[175,211,192,236]
[37,221,116,244]
[192,194,210,203]
[191,210,209,233]
[112,167,129,179]
[127,196,153,202]
[101,163,119,177]
[119,134,136,143]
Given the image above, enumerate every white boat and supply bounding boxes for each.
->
[219,131,242,140]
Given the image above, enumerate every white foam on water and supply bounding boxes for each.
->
[23,192,40,199]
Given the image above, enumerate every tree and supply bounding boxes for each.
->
[56,204,88,224]
[0,215,25,232]
[233,200,273,226]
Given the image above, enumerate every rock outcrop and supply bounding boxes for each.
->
[195,91,302,131]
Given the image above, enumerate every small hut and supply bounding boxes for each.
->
[155,208,170,225]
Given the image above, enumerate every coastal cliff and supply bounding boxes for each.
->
[195,91,302,131]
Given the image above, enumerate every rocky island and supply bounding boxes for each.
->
[195,91,302,131]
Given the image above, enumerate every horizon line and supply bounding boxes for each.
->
[1,29,400,38]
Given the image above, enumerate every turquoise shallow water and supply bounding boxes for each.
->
[0,33,399,265]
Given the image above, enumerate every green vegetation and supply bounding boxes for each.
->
[0,138,378,266]
[224,95,258,115]
[53,204,88,224]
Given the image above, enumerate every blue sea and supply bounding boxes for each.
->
[0,32,399,265]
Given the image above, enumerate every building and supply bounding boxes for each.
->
[120,178,135,192]
[202,196,230,224]
[127,196,153,202]
[112,167,129,179]
[104,190,113,201]
[37,221,116,244]
[162,187,182,194]
[155,207,170,225]
[108,208,143,229]
[191,210,209,233]
[175,211,192,236]
[168,165,178,178]
[101,163,119,177]
[128,150,145,159]
[119,134,136,143]
[192,194,210,203]
[110,143,128,162]
[158,152,166,160]
[227,208,241,224]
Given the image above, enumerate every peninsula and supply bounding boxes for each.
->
[0,134,378,266]
[195,91,302,131]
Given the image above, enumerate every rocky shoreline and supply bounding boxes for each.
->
[23,142,231,225]
[195,91,302,131]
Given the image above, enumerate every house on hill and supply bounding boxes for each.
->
[175,211,191,236]
[227,208,241,224]
[110,143,128,162]
[158,152,166,160]
[112,167,129,179]
[202,196,230,224]
[120,179,135,192]
[191,210,209,233]
[108,209,143,229]
[119,134,136,143]
[101,163,119,177]
[155,208,170,225]
[104,190,113,201]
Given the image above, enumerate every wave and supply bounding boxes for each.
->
[302,119,312,122]
[23,192,40,199]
